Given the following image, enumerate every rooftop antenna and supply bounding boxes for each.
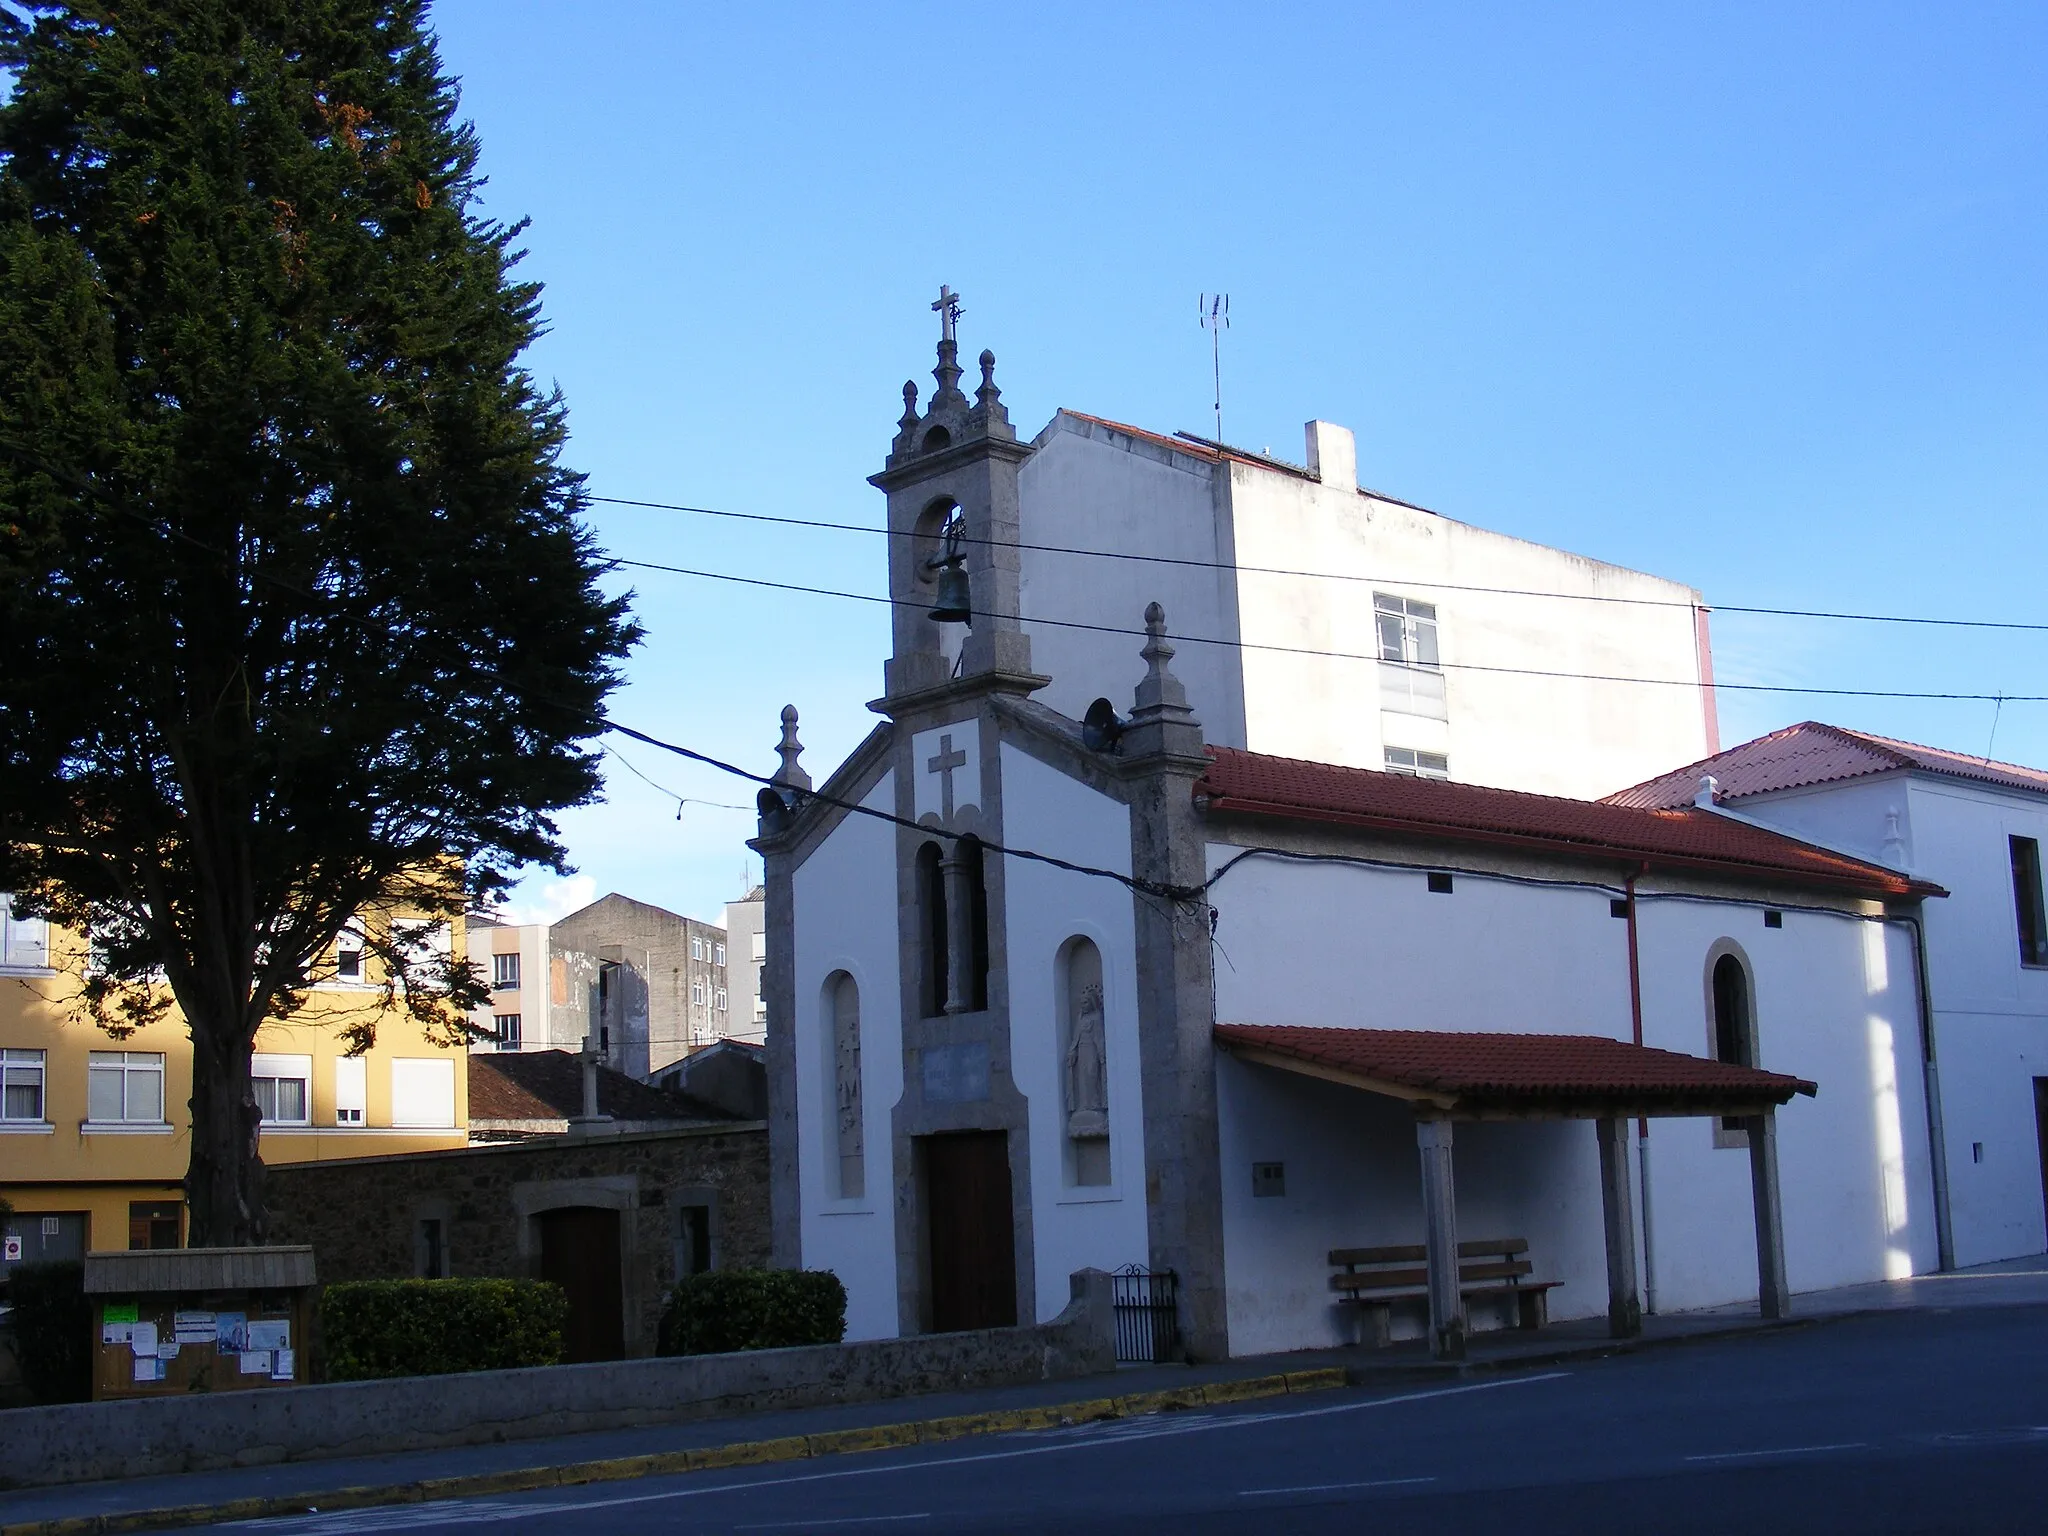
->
[1199,293,1229,442]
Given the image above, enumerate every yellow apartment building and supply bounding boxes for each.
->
[0,897,469,1265]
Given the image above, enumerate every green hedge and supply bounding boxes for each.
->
[657,1268,847,1356]
[321,1278,566,1381]
[6,1261,91,1404]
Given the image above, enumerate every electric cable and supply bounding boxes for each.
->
[605,556,2048,705]
[587,494,2048,636]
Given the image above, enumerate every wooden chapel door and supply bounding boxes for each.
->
[925,1131,1018,1332]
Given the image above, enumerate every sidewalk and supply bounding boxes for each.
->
[5,1255,2044,1536]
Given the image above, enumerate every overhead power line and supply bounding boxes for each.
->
[606,555,2048,706]
[586,494,2048,636]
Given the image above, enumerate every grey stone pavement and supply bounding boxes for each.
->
[3,1253,2044,1530]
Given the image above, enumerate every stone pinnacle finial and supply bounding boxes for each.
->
[1133,603,1192,719]
[977,348,999,399]
[775,704,812,791]
[898,380,919,431]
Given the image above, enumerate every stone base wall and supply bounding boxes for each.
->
[0,1271,1117,1491]
[266,1124,769,1357]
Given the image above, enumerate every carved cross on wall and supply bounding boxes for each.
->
[932,285,963,344]
[927,732,968,821]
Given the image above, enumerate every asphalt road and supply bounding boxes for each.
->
[223,1303,2048,1536]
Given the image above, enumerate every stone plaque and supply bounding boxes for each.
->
[921,1041,990,1104]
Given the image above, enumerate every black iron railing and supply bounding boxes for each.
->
[1111,1264,1181,1363]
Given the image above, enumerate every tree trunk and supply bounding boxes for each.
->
[184,1017,267,1248]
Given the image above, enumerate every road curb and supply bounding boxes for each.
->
[0,1367,1349,1536]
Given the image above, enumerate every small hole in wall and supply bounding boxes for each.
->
[1973,1142,1984,1164]
[1252,1161,1286,1198]
[1427,872,1454,895]
[1764,910,1784,929]
[1610,899,1631,920]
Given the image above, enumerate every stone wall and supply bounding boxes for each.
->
[266,1123,768,1356]
[0,1271,1117,1490]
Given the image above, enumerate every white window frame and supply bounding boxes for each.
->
[251,1053,313,1127]
[691,977,706,1007]
[86,1051,166,1125]
[2,1048,48,1125]
[331,923,369,987]
[492,951,521,990]
[334,1055,367,1126]
[1384,747,1450,780]
[713,943,726,967]
[0,895,51,972]
[690,936,704,961]
[493,1013,523,1051]
[715,989,727,1013]
[1374,593,1440,668]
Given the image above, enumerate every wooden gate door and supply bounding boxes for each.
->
[536,1206,625,1362]
[925,1131,1018,1332]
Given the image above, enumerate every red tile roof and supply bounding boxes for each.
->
[1196,747,1937,898]
[1215,1024,1817,1116]
[468,1051,739,1125]
[1606,720,2048,809]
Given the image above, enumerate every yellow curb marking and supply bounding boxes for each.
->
[0,1369,1342,1536]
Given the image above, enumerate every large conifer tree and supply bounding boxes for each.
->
[0,1,637,1243]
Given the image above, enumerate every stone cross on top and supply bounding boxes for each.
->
[927,732,968,820]
[932,285,963,344]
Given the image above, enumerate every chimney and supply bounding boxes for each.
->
[1694,774,1720,810]
[1304,421,1356,494]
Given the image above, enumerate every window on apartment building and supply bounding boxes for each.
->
[690,936,704,961]
[714,943,726,968]
[691,978,706,1007]
[715,989,727,1013]
[251,1054,312,1125]
[335,1056,366,1126]
[493,952,521,990]
[2012,836,2048,968]
[494,1013,523,1051]
[88,1052,165,1123]
[128,1201,181,1250]
[1384,747,1450,780]
[2,1049,46,1122]
[390,1058,456,1129]
[1375,594,1448,720]
[1376,594,1440,668]
[0,895,50,971]
[334,925,365,983]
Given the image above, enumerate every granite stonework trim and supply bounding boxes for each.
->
[0,1270,1117,1491]
[265,1126,769,1358]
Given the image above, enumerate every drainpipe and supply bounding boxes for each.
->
[1624,868,1657,1314]
[1894,910,1954,1272]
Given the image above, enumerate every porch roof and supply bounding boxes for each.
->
[1214,1024,1818,1119]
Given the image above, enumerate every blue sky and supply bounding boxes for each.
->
[422,1,2048,924]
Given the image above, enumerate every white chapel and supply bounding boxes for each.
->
[754,309,1947,1360]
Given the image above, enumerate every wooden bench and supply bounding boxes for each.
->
[1328,1237,1560,1347]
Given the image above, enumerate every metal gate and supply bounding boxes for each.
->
[1111,1264,1181,1363]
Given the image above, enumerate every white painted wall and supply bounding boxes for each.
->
[1728,773,2048,1266]
[1017,413,1712,801]
[1206,842,1935,1353]
[998,745,1150,1319]
[792,773,904,1341]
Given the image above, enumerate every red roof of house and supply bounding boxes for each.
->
[1195,747,1938,898]
[1605,720,2048,809]
[468,1051,739,1125]
[1215,1024,1816,1117]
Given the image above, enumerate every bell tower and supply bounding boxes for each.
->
[870,287,1039,702]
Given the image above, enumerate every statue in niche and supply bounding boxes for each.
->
[1064,980,1109,1141]
[833,977,864,1199]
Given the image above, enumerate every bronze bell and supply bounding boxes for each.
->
[928,556,972,624]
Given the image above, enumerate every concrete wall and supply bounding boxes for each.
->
[792,773,904,1341]
[1732,773,2048,1266]
[1206,837,1936,1353]
[0,1270,1117,1490]
[266,1124,770,1357]
[725,889,767,1045]
[1015,412,1712,802]
[999,744,1151,1320]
